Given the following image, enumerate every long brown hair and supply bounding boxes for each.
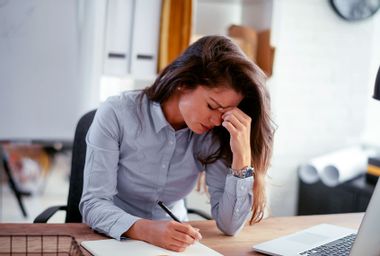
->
[143,35,274,224]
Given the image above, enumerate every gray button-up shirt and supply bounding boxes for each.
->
[79,91,253,240]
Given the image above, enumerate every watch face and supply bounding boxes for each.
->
[244,168,253,178]
[330,0,380,21]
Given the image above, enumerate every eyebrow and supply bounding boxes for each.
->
[210,97,228,109]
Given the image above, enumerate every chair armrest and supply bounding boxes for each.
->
[187,208,212,220]
[33,205,67,223]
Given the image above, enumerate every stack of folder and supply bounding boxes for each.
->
[366,157,380,185]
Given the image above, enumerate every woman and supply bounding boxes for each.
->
[79,35,274,252]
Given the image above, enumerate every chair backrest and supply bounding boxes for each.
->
[65,110,96,222]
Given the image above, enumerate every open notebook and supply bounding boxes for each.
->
[81,239,223,256]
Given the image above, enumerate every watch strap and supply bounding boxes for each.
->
[229,166,254,179]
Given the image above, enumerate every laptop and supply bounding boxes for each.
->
[253,180,380,256]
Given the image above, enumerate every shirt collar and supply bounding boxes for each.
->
[150,101,170,133]
[150,100,192,141]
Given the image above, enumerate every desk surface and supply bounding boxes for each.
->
[0,213,363,256]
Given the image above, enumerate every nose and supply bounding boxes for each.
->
[210,111,222,126]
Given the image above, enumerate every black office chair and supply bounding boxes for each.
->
[34,110,211,223]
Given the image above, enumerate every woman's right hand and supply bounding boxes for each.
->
[125,219,202,252]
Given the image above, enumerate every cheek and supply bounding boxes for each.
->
[178,94,208,124]
[178,99,193,121]
[179,99,206,125]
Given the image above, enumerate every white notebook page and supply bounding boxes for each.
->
[81,239,223,256]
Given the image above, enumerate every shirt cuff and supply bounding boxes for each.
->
[109,214,142,240]
[225,174,253,197]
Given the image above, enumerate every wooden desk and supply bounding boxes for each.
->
[0,213,363,256]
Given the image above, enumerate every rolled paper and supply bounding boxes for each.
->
[299,146,367,187]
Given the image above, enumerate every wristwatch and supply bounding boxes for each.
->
[229,166,254,179]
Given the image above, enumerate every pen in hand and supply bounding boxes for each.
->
[157,201,182,223]
[157,200,202,241]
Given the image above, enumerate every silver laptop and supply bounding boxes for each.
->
[253,180,380,256]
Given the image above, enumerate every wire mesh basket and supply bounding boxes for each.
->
[0,234,84,256]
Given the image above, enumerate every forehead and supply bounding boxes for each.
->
[199,86,243,107]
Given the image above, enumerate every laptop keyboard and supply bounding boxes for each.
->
[299,233,356,256]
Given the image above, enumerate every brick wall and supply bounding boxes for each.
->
[268,0,380,216]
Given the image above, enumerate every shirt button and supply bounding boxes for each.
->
[162,164,166,168]
[240,185,245,190]
[236,209,240,213]
[169,140,174,145]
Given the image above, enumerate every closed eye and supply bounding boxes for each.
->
[207,104,218,110]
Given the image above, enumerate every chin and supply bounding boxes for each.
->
[192,129,205,135]
[191,124,210,135]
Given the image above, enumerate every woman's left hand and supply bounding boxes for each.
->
[220,107,252,170]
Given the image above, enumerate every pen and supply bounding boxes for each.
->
[157,201,182,223]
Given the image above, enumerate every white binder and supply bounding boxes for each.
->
[130,0,162,79]
[103,0,134,76]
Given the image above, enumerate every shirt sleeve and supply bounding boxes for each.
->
[205,154,254,236]
[79,99,141,240]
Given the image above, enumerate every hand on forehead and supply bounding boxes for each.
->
[217,107,235,113]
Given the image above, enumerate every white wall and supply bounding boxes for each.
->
[267,0,380,216]
[0,0,105,141]
[194,0,242,35]
[194,0,273,35]
[361,12,380,149]
[0,0,77,140]
[241,0,272,31]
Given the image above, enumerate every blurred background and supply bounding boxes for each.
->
[1,0,380,223]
